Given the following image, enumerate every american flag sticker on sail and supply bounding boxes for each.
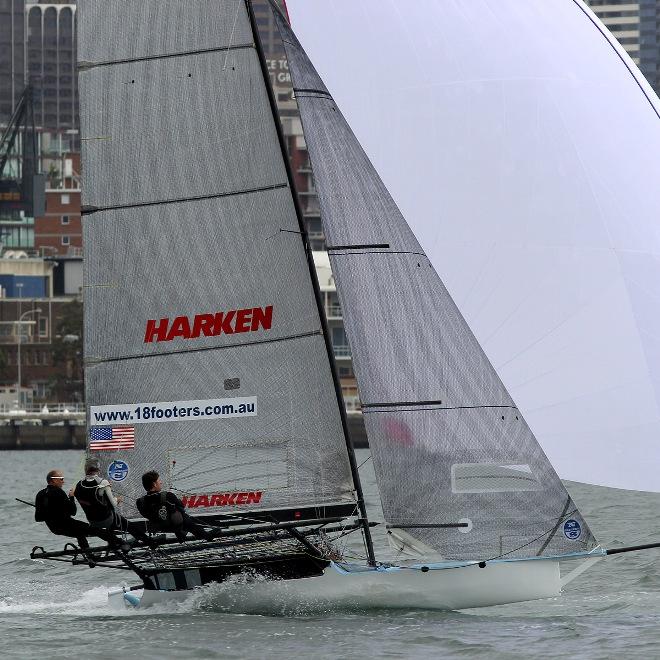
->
[89,426,135,451]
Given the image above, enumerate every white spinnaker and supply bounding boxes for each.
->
[286,0,660,491]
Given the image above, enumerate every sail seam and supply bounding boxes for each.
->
[77,43,255,71]
[81,182,289,215]
[84,329,323,366]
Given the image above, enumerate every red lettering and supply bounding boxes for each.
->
[246,491,262,504]
[220,310,236,334]
[184,491,263,509]
[146,306,272,343]
[191,314,216,339]
[144,318,169,343]
[166,316,192,341]
[251,305,273,331]
[220,492,237,506]
[212,311,236,336]
[234,308,253,333]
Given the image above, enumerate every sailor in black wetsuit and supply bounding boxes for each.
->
[136,471,214,543]
[74,458,153,547]
[34,469,116,550]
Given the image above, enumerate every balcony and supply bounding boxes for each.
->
[333,344,352,359]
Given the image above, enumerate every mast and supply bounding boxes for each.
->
[245,0,376,565]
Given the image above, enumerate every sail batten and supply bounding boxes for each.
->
[80,182,290,215]
[272,3,597,560]
[78,43,255,71]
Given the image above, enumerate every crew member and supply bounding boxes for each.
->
[34,469,116,551]
[136,471,215,543]
[74,458,153,547]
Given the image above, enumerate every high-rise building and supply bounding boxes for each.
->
[586,0,660,95]
[0,0,26,123]
[25,2,78,137]
[0,0,78,136]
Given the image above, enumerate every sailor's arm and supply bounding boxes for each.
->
[168,492,186,513]
[99,479,119,509]
[66,491,77,516]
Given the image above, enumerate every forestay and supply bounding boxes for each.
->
[79,0,357,519]
[272,3,597,560]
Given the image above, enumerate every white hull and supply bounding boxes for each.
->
[109,559,562,611]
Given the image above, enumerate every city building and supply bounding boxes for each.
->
[34,150,81,255]
[1,1,78,136]
[587,0,660,95]
[0,0,26,126]
[0,254,81,406]
[313,251,359,409]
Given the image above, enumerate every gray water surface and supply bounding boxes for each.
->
[2,449,660,659]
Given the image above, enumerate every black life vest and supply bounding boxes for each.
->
[34,487,49,522]
[74,477,113,522]
[137,492,183,527]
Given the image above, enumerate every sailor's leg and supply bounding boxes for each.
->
[88,526,120,547]
[180,512,214,541]
[113,514,154,545]
[50,519,91,550]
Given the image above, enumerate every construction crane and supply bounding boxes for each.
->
[0,85,45,218]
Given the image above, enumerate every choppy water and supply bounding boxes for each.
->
[3,449,660,659]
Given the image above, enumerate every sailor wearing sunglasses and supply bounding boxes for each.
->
[34,469,116,555]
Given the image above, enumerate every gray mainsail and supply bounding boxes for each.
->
[79,0,359,521]
[273,5,597,560]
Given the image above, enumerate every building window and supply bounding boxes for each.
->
[38,317,48,338]
[61,235,70,246]
[338,365,354,379]
[61,194,69,205]
[61,215,69,225]
[32,381,50,399]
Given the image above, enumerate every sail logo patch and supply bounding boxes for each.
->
[182,491,263,508]
[563,519,581,540]
[144,305,273,343]
[107,460,129,482]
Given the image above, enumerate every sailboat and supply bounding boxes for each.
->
[30,0,659,610]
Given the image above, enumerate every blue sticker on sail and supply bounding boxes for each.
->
[563,519,581,540]
[107,460,129,482]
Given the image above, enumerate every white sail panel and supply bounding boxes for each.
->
[79,0,358,518]
[86,335,355,519]
[78,0,252,64]
[285,0,660,491]
[329,252,511,407]
[79,50,283,208]
[365,407,594,560]
[273,4,597,558]
[83,191,320,361]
